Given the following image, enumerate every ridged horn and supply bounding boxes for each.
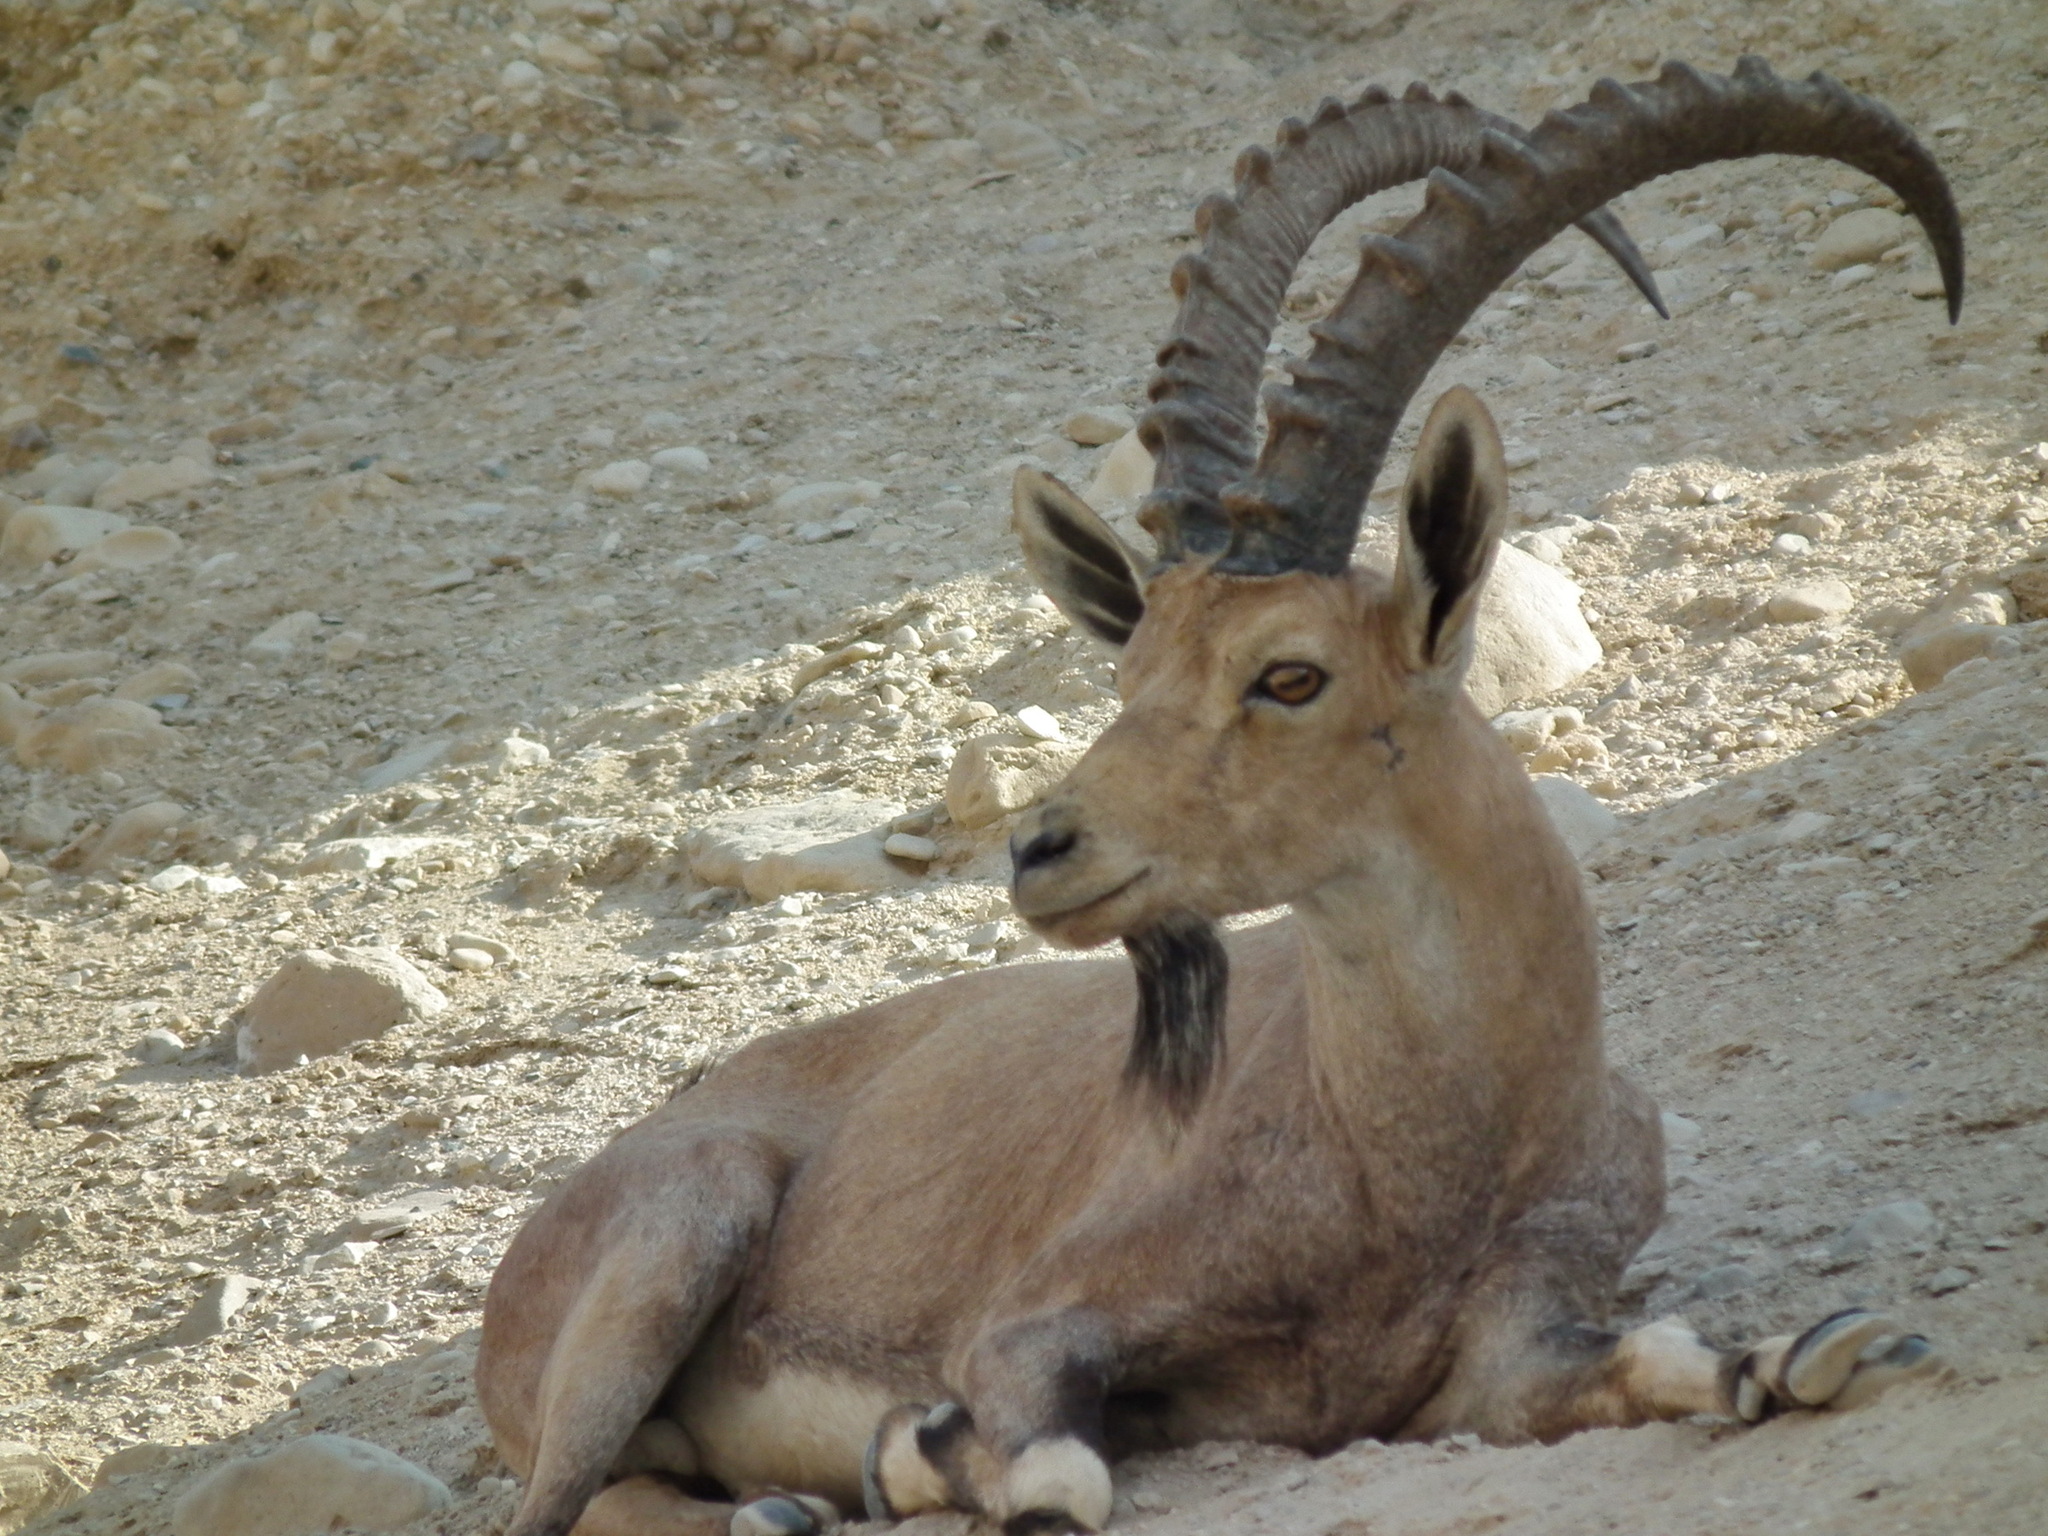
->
[1136,88,1667,566]
[1218,57,1964,576]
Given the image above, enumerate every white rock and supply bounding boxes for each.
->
[71,525,182,574]
[1064,405,1135,446]
[1765,580,1854,624]
[1082,429,1154,514]
[1899,624,2019,690]
[0,1442,85,1532]
[1464,544,1603,715]
[1529,775,1618,859]
[883,832,939,862]
[145,863,246,895]
[360,735,454,791]
[537,33,603,73]
[947,735,1083,830]
[236,946,449,1074]
[296,835,460,875]
[977,118,1063,172]
[501,58,544,90]
[1831,1199,1939,1258]
[171,1435,450,1536]
[771,479,882,518]
[91,455,213,510]
[171,1274,257,1345]
[684,794,914,902]
[448,947,495,972]
[587,459,653,498]
[1013,705,1063,742]
[1660,1111,1704,1149]
[133,1027,187,1065]
[246,611,320,659]
[651,445,711,474]
[0,504,130,572]
[1809,207,1909,271]
[483,734,550,777]
[0,648,118,688]
[1770,532,1811,557]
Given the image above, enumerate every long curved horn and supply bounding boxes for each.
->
[1138,85,1668,566]
[1218,57,1965,576]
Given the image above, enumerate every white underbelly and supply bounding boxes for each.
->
[671,1352,895,1510]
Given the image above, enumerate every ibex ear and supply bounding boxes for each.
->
[1012,466,1146,650]
[1390,387,1509,690]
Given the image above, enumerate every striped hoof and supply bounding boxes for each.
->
[1735,1309,1947,1422]
[730,1493,838,1536]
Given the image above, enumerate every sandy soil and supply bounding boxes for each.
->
[3,0,2046,1532]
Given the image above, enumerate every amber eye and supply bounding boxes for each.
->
[1253,662,1327,706]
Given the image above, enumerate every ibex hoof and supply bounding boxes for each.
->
[730,1493,838,1536]
[1736,1309,1947,1422]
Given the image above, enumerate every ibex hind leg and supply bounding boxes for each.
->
[1416,1311,1947,1444]
[492,1141,783,1536]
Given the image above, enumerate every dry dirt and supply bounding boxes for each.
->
[3,0,2047,1532]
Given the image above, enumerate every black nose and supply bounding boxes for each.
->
[1012,824,1078,875]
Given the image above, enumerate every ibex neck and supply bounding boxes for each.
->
[1289,767,1603,1205]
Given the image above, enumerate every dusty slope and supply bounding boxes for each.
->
[3,0,2047,1532]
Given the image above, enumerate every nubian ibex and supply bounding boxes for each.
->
[480,59,1963,1536]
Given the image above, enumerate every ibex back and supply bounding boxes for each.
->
[479,59,1962,1536]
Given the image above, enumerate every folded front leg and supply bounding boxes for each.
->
[863,1308,1120,1535]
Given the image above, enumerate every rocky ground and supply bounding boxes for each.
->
[3,0,2047,1532]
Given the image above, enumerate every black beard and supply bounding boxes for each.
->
[1122,914,1230,1122]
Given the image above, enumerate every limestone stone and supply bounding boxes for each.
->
[947,734,1084,829]
[1808,207,1909,271]
[170,1435,451,1536]
[296,835,462,875]
[652,445,712,474]
[112,660,201,704]
[1530,774,1619,859]
[482,734,551,777]
[588,458,653,498]
[360,736,454,791]
[92,456,212,509]
[1765,580,1855,624]
[1899,624,2020,690]
[246,611,321,659]
[1464,544,1602,715]
[12,697,178,774]
[71,525,181,573]
[134,1026,188,1064]
[1082,429,1154,515]
[977,118,1063,172]
[0,505,130,572]
[236,946,449,1073]
[684,793,914,901]
[170,1273,257,1345]
[0,650,118,688]
[1063,404,1135,446]
[84,799,185,870]
[1830,1199,1939,1258]
[0,1442,85,1534]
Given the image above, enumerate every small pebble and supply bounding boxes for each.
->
[133,1027,187,1065]
[1063,404,1136,446]
[447,947,496,972]
[587,459,652,498]
[1770,533,1812,557]
[651,445,711,474]
[883,832,939,862]
[1014,705,1063,742]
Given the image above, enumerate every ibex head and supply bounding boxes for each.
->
[1006,60,1963,1113]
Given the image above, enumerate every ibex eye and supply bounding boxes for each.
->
[1254,662,1326,706]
